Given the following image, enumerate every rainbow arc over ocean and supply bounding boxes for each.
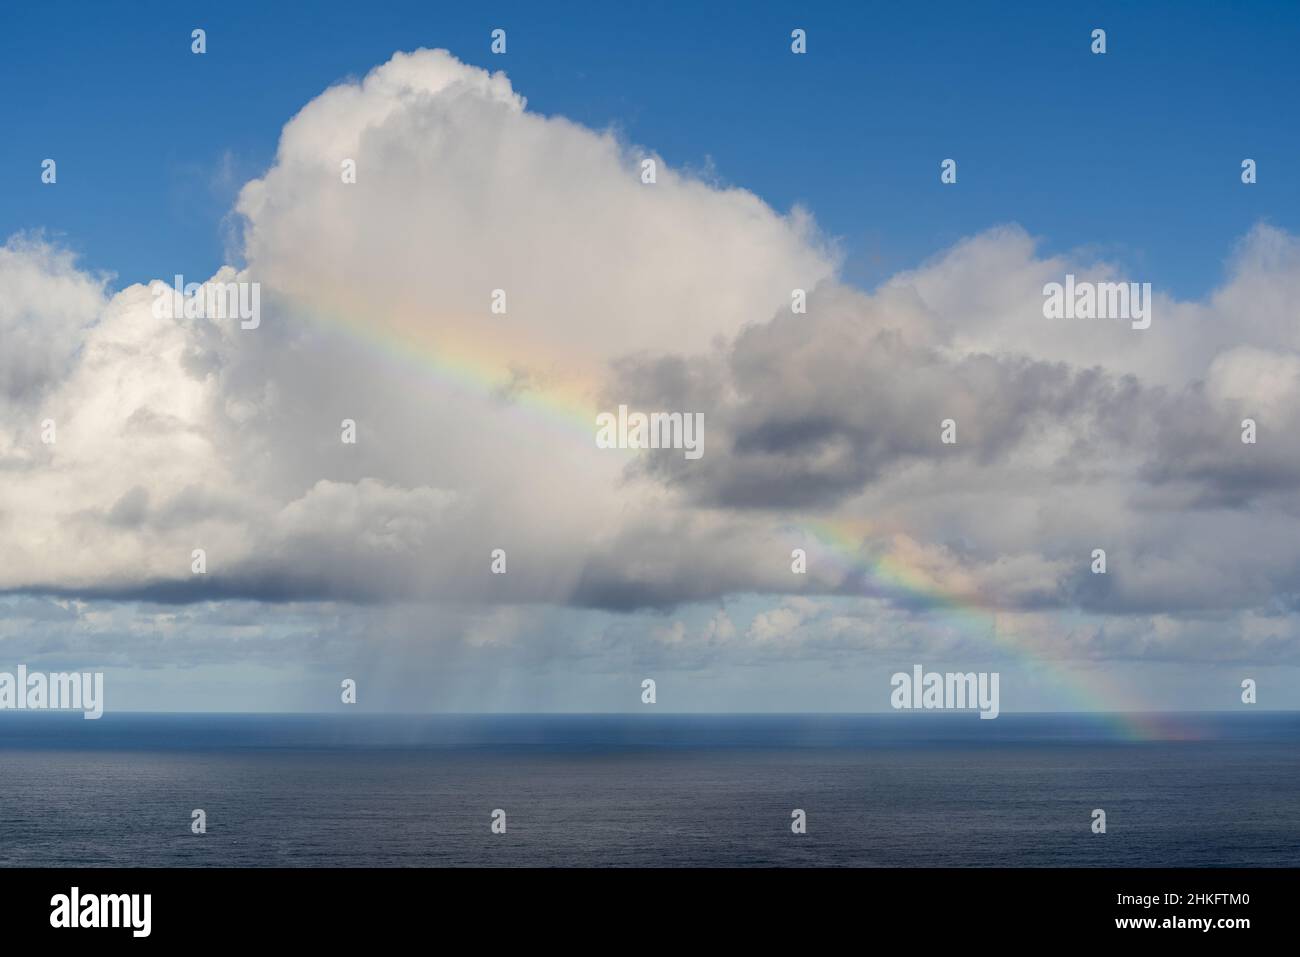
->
[288,292,1209,741]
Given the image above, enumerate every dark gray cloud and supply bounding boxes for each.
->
[614,285,1300,515]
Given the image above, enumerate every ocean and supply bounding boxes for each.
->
[1,712,1297,867]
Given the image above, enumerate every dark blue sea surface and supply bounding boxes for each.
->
[0,712,1296,866]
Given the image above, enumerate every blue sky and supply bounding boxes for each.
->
[3,0,1297,299]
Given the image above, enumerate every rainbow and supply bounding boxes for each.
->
[284,294,1209,740]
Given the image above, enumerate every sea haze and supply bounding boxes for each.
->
[1,713,1296,867]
